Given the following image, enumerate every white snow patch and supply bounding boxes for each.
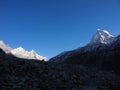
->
[0,40,47,60]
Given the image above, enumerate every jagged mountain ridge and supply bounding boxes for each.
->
[0,41,12,53]
[0,40,46,60]
[0,39,120,89]
[49,29,120,65]
[90,29,114,44]
[0,29,120,89]
[11,47,47,60]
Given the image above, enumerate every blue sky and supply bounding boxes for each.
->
[0,0,120,58]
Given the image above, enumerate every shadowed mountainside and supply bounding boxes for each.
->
[0,30,120,90]
[0,48,120,90]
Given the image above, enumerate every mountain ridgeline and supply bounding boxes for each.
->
[50,30,120,73]
[0,29,120,89]
[0,41,46,60]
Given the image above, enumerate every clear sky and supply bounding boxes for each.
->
[0,0,120,59]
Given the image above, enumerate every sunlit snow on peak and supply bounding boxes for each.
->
[90,29,114,44]
[0,40,46,60]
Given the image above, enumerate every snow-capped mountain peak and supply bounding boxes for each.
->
[50,29,117,63]
[30,50,36,54]
[11,47,46,60]
[0,40,12,53]
[0,40,46,60]
[13,47,26,52]
[15,46,24,50]
[90,29,114,44]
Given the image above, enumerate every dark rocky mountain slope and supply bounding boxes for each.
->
[0,47,120,89]
[0,30,120,90]
[50,35,120,75]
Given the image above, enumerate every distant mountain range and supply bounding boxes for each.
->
[0,29,120,89]
[0,41,46,60]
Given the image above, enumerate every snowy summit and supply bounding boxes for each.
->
[90,29,114,44]
[0,41,12,53]
[11,47,47,60]
[50,29,116,63]
[0,41,46,60]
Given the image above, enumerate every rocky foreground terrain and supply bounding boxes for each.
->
[0,48,120,90]
[0,30,120,90]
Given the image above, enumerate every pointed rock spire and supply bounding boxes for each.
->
[90,29,114,44]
